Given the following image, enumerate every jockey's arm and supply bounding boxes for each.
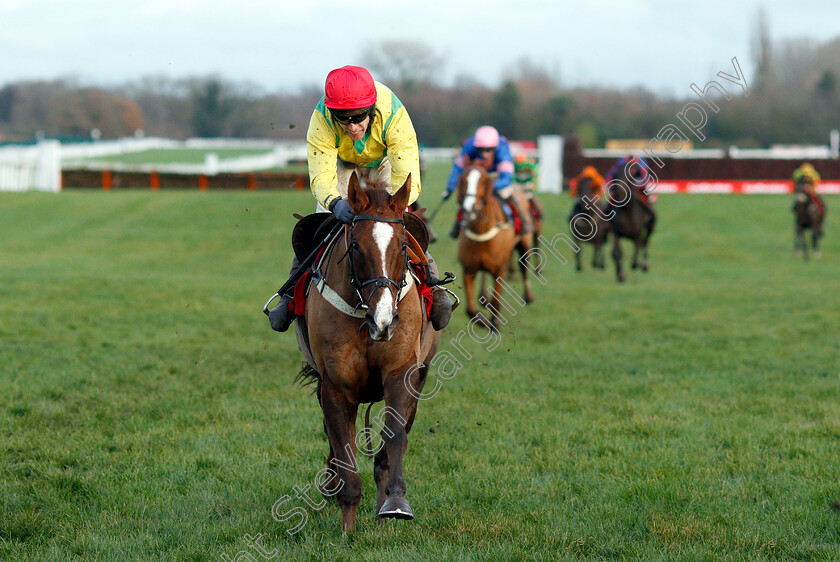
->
[492,140,514,191]
[383,108,421,205]
[306,110,342,209]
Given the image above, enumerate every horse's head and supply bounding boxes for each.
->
[346,170,411,342]
[457,159,497,222]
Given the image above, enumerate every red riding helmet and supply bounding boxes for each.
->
[324,65,377,110]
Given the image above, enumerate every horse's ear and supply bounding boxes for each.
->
[347,171,369,211]
[391,173,410,212]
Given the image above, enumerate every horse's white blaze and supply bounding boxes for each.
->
[462,168,481,212]
[371,222,396,328]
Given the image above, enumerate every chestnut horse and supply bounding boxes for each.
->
[295,169,441,532]
[793,181,826,260]
[568,175,610,271]
[456,162,535,327]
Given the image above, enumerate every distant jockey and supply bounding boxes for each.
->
[604,155,656,215]
[442,126,531,239]
[792,162,826,216]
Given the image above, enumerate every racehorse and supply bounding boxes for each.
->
[793,180,826,260]
[608,159,656,283]
[294,169,441,532]
[568,175,610,271]
[455,160,535,327]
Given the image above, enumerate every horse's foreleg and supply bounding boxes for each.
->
[516,242,536,304]
[612,237,625,283]
[813,227,822,259]
[376,364,423,520]
[320,379,361,533]
[631,238,642,270]
[795,225,805,257]
[641,226,651,272]
[463,271,478,319]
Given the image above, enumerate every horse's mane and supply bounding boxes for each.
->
[352,167,393,206]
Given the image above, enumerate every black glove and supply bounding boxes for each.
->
[329,197,355,224]
[442,190,453,201]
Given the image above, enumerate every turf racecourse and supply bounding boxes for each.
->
[1,187,839,561]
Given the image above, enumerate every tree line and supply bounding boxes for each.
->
[1,29,838,149]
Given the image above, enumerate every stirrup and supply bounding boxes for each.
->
[427,271,456,287]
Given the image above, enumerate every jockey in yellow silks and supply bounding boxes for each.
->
[792,162,826,215]
[307,75,421,211]
[267,65,454,333]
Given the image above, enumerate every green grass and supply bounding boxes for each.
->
[1,178,839,560]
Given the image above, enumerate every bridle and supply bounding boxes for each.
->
[339,214,410,314]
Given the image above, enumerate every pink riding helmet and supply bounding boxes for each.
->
[474,125,500,148]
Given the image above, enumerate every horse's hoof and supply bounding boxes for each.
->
[631,262,639,270]
[617,273,626,283]
[642,263,649,272]
[378,496,414,520]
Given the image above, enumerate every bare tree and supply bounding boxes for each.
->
[360,40,445,91]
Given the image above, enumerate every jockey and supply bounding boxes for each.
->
[513,152,542,221]
[604,155,656,215]
[442,126,531,239]
[267,65,455,333]
[792,162,826,215]
[569,165,605,199]
[513,152,538,188]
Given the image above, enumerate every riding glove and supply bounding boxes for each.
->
[329,197,355,224]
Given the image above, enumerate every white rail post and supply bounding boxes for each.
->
[36,140,61,192]
[537,135,563,194]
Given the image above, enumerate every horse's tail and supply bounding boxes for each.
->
[359,402,377,458]
[294,362,321,393]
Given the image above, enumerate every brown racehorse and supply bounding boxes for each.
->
[456,161,535,328]
[568,176,610,271]
[295,169,441,532]
[608,159,656,283]
[793,180,826,260]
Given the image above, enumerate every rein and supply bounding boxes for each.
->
[347,215,410,312]
[314,214,413,318]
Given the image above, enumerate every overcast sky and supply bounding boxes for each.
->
[1,0,838,97]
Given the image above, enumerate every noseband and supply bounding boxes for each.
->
[340,215,410,313]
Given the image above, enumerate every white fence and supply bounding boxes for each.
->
[0,141,61,192]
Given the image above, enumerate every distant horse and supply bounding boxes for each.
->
[568,176,610,271]
[793,180,826,260]
[608,159,656,283]
[456,160,535,327]
[294,169,441,532]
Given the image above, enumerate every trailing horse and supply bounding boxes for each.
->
[607,159,656,283]
[793,180,826,260]
[293,169,441,532]
[568,175,610,272]
[455,162,535,328]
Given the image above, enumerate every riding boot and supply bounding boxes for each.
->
[429,287,455,330]
[267,255,301,333]
[449,219,462,239]
[505,196,533,234]
[424,253,458,330]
